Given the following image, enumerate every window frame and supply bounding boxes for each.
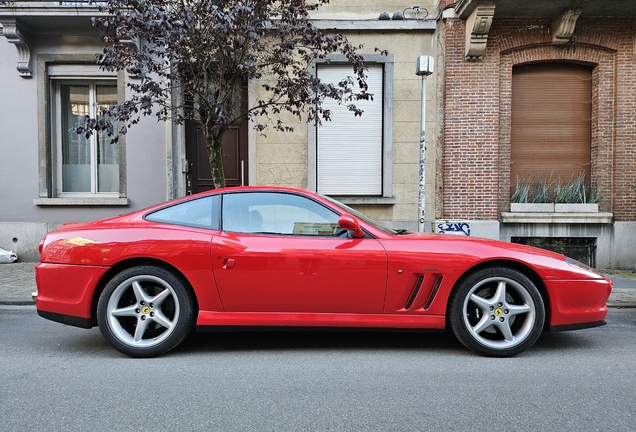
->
[307,54,394,205]
[34,55,128,206]
[53,80,119,197]
[220,191,346,238]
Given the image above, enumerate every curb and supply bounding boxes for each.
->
[0,301,34,306]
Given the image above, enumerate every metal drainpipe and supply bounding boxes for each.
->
[416,56,434,232]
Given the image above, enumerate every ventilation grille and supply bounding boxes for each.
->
[404,276,424,310]
[423,276,443,310]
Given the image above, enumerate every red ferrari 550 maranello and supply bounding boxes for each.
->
[35,186,612,357]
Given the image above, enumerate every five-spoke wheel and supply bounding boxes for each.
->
[449,267,545,357]
[97,266,195,357]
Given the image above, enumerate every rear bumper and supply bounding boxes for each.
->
[35,262,110,327]
[545,278,612,328]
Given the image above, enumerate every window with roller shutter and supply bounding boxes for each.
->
[316,63,384,196]
[511,63,592,194]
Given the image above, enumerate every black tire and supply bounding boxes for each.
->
[97,265,195,358]
[448,266,545,357]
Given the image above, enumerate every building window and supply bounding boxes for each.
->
[308,54,394,202]
[56,82,119,195]
[35,59,127,205]
[511,63,592,195]
[512,237,596,267]
[316,63,383,196]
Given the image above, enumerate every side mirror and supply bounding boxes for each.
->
[337,214,365,239]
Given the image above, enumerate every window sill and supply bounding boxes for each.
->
[34,197,130,206]
[331,196,396,205]
[501,212,613,224]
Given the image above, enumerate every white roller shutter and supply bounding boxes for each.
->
[47,64,117,78]
[316,64,383,195]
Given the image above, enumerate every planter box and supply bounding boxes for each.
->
[510,203,555,213]
[555,203,599,213]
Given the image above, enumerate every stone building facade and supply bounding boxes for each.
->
[435,0,636,268]
[0,1,438,260]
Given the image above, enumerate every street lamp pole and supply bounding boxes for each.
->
[416,55,434,232]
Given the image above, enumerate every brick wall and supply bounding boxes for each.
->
[439,16,636,221]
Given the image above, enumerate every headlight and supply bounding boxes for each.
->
[566,257,601,277]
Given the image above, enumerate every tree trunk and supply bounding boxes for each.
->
[202,122,226,189]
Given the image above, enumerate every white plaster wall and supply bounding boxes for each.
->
[0,32,169,226]
[0,34,40,223]
[613,222,636,270]
[311,0,438,20]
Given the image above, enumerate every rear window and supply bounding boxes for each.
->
[145,195,220,230]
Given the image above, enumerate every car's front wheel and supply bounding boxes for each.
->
[448,267,545,357]
[97,265,195,357]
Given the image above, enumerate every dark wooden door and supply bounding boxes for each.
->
[185,88,249,194]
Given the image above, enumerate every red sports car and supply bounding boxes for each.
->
[35,187,612,357]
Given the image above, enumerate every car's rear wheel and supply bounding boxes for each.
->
[449,267,545,357]
[97,265,195,357]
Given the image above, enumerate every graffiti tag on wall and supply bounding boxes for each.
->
[436,221,471,236]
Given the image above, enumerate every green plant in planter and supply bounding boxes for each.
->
[512,174,602,205]
[555,174,590,203]
[587,185,602,204]
[511,177,531,203]
[529,178,553,203]
[554,175,603,204]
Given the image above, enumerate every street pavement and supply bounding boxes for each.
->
[1,261,635,306]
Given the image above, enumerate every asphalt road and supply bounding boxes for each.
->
[1,306,635,432]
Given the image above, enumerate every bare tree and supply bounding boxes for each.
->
[77,0,376,188]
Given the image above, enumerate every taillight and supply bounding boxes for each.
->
[38,239,44,255]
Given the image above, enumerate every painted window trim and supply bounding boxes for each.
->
[307,54,394,203]
[35,54,128,206]
[33,197,129,206]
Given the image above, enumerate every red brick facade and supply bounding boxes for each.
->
[439,16,636,221]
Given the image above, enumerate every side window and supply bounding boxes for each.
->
[145,195,220,229]
[222,192,342,236]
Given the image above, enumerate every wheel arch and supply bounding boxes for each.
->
[90,258,200,327]
[447,259,551,329]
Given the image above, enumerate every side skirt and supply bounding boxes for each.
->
[196,311,446,330]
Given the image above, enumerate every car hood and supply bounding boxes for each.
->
[398,231,563,258]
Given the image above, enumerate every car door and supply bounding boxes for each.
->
[211,191,387,313]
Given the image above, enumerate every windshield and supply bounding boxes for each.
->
[319,194,403,235]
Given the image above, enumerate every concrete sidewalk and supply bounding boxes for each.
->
[1,261,636,307]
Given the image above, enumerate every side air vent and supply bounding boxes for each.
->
[423,276,443,310]
[404,276,424,310]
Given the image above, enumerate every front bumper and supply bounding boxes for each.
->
[545,277,612,328]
